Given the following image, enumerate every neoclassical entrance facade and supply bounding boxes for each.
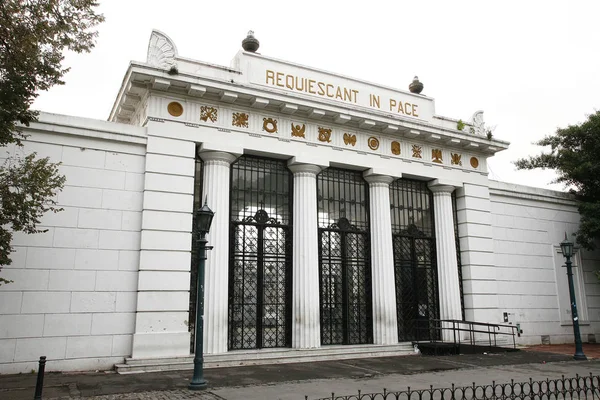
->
[1,30,596,374]
[114,30,504,359]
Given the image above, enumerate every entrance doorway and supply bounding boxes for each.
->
[228,156,293,350]
[317,168,373,345]
[390,179,439,341]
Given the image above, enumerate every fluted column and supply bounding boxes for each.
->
[364,174,399,345]
[429,183,463,339]
[200,151,238,353]
[288,163,322,348]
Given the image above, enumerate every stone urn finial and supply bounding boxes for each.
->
[409,76,424,94]
[242,30,260,52]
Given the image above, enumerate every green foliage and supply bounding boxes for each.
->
[515,111,600,250]
[0,0,103,282]
[457,119,465,131]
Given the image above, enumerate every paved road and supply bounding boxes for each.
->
[0,350,597,400]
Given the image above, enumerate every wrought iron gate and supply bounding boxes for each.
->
[228,156,292,350]
[317,168,372,345]
[390,179,439,341]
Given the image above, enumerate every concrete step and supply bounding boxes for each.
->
[115,343,416,374]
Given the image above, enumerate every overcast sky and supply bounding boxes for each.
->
[32,0,600,191]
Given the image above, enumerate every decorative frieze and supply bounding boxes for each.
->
[412,144,422,158]
[167,102,183,117]
[200,106,217,123]
[232,112,249,128]
[157,100,486,173]
[432,149,443,163]
[318,127,332,143]
[291,123,306,138]
[262,117,277,133]
[343,133,356,146]
[368,137,379,150]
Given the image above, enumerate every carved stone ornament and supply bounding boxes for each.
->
[391,141,401,155]
[263,118,278,133]
[470,157,479,168]
[432,149,443,163]
[368,137,379,150]
[343,133,356,146]
[232,112,249,128]
[167,102,183,117]
[200,106,218,123]
[291,123,306,138]
[318,127,332,143]
[412,144,422,158]
[451,153,462,166]
[471,110,485,136]
[147,30,178,71]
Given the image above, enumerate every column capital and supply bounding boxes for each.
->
[428,183,456,194]
[363,173,394,186]
[199,151,238,165]
[287,162,323,176]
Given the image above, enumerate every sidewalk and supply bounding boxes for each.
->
[1,345,599,400]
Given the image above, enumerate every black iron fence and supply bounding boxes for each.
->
[307,373,600,400]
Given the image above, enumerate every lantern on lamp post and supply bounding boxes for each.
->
[189,200,215,390]
[560,233,586,361]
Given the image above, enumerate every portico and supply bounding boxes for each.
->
[114,30,509,363]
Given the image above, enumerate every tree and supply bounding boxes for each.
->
[0,0,104,284]
[515,111,600,250]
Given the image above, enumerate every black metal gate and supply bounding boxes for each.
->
[390,179,439,341]
[228,156,292,350]
[317,168,372,345]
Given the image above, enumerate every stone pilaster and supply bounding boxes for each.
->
[364,174,399,345]
[428,184,463,330]
[288,163,322,348]
[200,151,238,354]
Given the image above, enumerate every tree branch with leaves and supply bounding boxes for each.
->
[0,0,104,284]
[515,111,600,250]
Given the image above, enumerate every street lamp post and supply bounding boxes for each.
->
[560,233,587,361]
[189,200,215,390]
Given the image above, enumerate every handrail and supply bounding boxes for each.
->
[413,318,518,350]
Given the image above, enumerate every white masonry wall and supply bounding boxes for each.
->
[488,180,600,345]
[0,113,147,374]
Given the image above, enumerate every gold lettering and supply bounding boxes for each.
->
[317,82,326,96]
[326,84,334,97]
[336,87,343,100]
[412,104,418,117]
[276,72,284,87]
[370,94,380,108]
[286,75,294,90]
[389,99,397,111]
[308,79,316,94]
[397,101,404,114]
[266,70,275,85]
[352,89,359,103]
[405,102,412,116]
[343,88,353,102]
[295,77,304,91]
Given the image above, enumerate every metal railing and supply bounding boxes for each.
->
[308,373,600,400]
[414,319,518,352]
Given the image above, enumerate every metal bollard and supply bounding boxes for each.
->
[33,356,46,400]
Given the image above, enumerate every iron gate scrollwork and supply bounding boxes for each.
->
[317,168,373,345]
[228,156,292,350]
[390,179,439,342]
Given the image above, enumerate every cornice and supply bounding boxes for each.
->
[110,63,509,157]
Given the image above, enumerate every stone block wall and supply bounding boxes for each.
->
[489,180,600,345]
[0,114,146,373]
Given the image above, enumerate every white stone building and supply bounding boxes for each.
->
[0,30,598,374]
